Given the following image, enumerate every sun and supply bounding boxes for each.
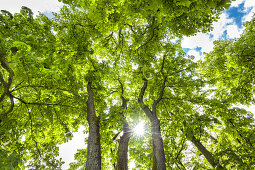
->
[133,121,145,136]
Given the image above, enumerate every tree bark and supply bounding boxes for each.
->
[86,82,101,170]
[191,135,223,169]
[116,80,130,170]
[138,79,166,170]
[0,54,15,116]
[151,117,166,170]
[137,58,167,170]
[116,123,131,170]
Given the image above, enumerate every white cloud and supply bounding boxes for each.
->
[230,0,255,9]
[182,0,255,54]
[209,13,234,40]
[187,49,201,62]
[181,33,214,53]
[226,24,244,38]
[244,0,255,8]
[187,49,200,56]
[243,8,255,22]
[181,12,237,54]
[241,0,255,22]
[1,0,63,16]
[231,0,245,7]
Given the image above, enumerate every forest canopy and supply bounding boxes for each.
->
[0,0,255,169]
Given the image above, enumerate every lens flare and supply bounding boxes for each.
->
[133,121,144,136]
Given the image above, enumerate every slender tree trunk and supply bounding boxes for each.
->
[0,54,15,115]
[116,123,131,170]
[138,77,167,170]
[139,107,166,170]
[86,82,101,170]
[116,80,130,170]
[191,135,223,169]
[151,117,166,170]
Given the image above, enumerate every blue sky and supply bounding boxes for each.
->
[182,0,255,61]
[1,0,255,169]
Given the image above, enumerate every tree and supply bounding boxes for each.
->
[201,15,255,169]
[0,7,75,169]
[51,2,232,169]
[58,0,231,36]
[85,82,101,170]
[115,79,131,170]
[202,15,255,104]
[2,1,255,170]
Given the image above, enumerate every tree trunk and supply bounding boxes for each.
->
[115,80,130,170]
[86,82,101,170]
[151,117,166,170]
[191,135,223,169]
[138,79,166,170]
[116,123,131,170]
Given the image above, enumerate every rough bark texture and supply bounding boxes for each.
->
[86,82,101,170]
[0,54,15,115]
[116,80,130,170]
[151,117,166,170]
[116,123,131,170]
[138,79,166,170]
[191,135,223,169]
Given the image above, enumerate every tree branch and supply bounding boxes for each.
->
[152,56,166,113]
[175,139,185,160]
[0,71,7,102]
[0,55,15,115]
[112,131,121,141]
[10,84,71,93]
[118,79,128,110]
[103,32,114,47]
[13,96,79,109]
[135,17,161,52]
[3,94,14,116]
[9,80,24,92]
[228,119,253,147]
[124,24,135,33]
[138,78,153,120]
[0,54,15,91]
[0,54,15,104]
[167,66,192,77]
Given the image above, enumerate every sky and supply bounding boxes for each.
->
[1,0,255,169]
[183,0,255,61]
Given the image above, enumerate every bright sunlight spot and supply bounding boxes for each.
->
[133,121,145,136]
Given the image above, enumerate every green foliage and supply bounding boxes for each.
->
[0,7,83,169]
[1,2,254,170]
[200,14,255,169]
[58,0,231,36]
[69,149,87,170]
[202,15,255,104]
